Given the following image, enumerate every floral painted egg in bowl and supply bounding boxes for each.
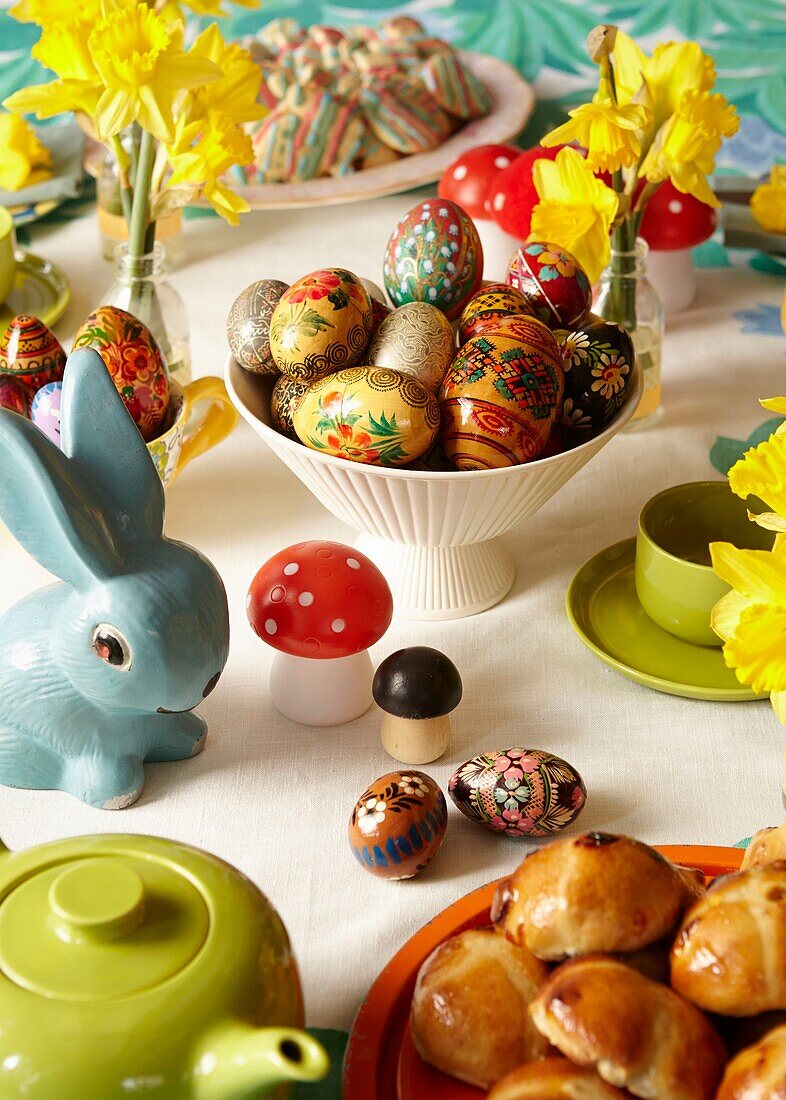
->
[72,305,169,441]
[558,317,635,434]
[448,748,586,838]
[506,241,592,329]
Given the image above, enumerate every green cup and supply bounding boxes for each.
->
[0,206,16,307]
[635,480,774,647]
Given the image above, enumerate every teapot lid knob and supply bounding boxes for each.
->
[49,859,146,942]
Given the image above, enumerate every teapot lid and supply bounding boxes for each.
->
[0,854,208,1001]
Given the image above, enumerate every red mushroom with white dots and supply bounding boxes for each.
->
[639,180,717,314]
[438,143,522,281]
[247,541,393,727]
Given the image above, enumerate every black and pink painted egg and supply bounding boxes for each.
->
[448,748,586,838]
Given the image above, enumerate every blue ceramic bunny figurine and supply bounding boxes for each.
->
[0,347,229,809]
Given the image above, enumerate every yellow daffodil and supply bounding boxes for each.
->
[530,147,618,282]
[166,111,252,225]
[0,112,51,190]
[9,0,100,22]
[180,0,259,13]
[611,31,715,129]
[542,100,651,172]
[711,539,786,718]
[751,166,786,235]
[641,90,739,207]
[3,17,104,118]
[722,402,786,532]
[183,24,265,125]
[88,2,221,143]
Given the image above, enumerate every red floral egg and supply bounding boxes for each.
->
[0,314,66,389]
[72,306,170,441]
[506,241,592,329]
[383,198,483,320]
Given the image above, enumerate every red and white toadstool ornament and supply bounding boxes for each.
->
[438,143,521,280]
[485,144,565,240]
[639,180,717,314]
[247,541,394,727]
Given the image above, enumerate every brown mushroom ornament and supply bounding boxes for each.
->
[373,646,462,764]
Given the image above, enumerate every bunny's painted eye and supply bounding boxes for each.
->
[91,624,132,671]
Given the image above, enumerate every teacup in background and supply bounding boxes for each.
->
[635,480,773,647]
[0,207,17,307]
[147,376,238,487]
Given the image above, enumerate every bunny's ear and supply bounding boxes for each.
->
[0,405,121,586]
[60,348,165,545]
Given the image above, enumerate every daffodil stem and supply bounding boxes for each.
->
[109,136,133,226]
[128,129,155,261]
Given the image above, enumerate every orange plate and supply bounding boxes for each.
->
[342,844,744,1100]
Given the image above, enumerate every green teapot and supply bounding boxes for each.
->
[0,833,329,1098]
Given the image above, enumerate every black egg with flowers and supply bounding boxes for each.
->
[557,315,635,435]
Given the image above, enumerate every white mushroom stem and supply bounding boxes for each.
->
[269,650,373,727]
[644,248,697,315]
[380,713,451,765]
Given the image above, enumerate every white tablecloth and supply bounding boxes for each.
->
[1,196,785,1031]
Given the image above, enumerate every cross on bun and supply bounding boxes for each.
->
[741,823,786,870]
[488,1058,633,1099]
[671,861,786,1016]
[492,832,704,960]
[529,956,726,1100]
[716,1023,786,1099]
[410,928,549,1088]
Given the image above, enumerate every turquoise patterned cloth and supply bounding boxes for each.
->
[2,0,786,171]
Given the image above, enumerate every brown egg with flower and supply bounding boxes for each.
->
[348,770,447,879]
[72,306,169,441]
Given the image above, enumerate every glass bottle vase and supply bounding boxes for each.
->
[100,243,192,388]
[594,238,664,430]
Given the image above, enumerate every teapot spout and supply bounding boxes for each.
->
[193,1024,329,1099]
[0,838,8,857]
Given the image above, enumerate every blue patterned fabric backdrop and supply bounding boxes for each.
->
[2,0,786,175]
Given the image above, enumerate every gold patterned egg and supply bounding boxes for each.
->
[226,278,289,375]
[269,268,373,383]
[366,302,455,393]
[270,374,310,439]
[439,315,564,470]
[458,283,533,344]
[293,366,440,467]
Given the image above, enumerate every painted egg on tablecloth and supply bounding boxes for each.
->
[226,278,289,375]
[383,198,483,320]
[449,748,587,838]
[72,306,170,442]
[349,770,447,879]
[558,316,635,433]
[439,314,564,470]
[458,283,533,344]
[367,302,455,393]
[269,268,373,383]
[0,376,32,416]
[293,366,440,467]
[0,314,66,389]
[30,381,63,445]
[506,241,592,328]
[270,374,309,439]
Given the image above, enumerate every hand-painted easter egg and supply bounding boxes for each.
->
[226,278,289,374]
[0,315,66,388]
[558,317,635,433]
[506,241,592,328]
[293,365,440,467]
[0,376,32,416]
[269,268,374,383]
[72,306,170,442]
[383,198,483,320]
[349,770,447,879]
[270,374,310,439]
[30,381,63,446]
[366,302,455,393]
[458,283,533,344]
[439,315,564,470]
[449,748,586,838]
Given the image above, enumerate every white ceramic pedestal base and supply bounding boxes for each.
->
[269,650,373,726]
[355,534,515,620]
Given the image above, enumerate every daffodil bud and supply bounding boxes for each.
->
[587,24,618,63]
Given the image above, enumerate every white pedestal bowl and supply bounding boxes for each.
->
[226,356,641,621]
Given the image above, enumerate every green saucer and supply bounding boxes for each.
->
[566,538,767,702]
[0,251,70,338]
